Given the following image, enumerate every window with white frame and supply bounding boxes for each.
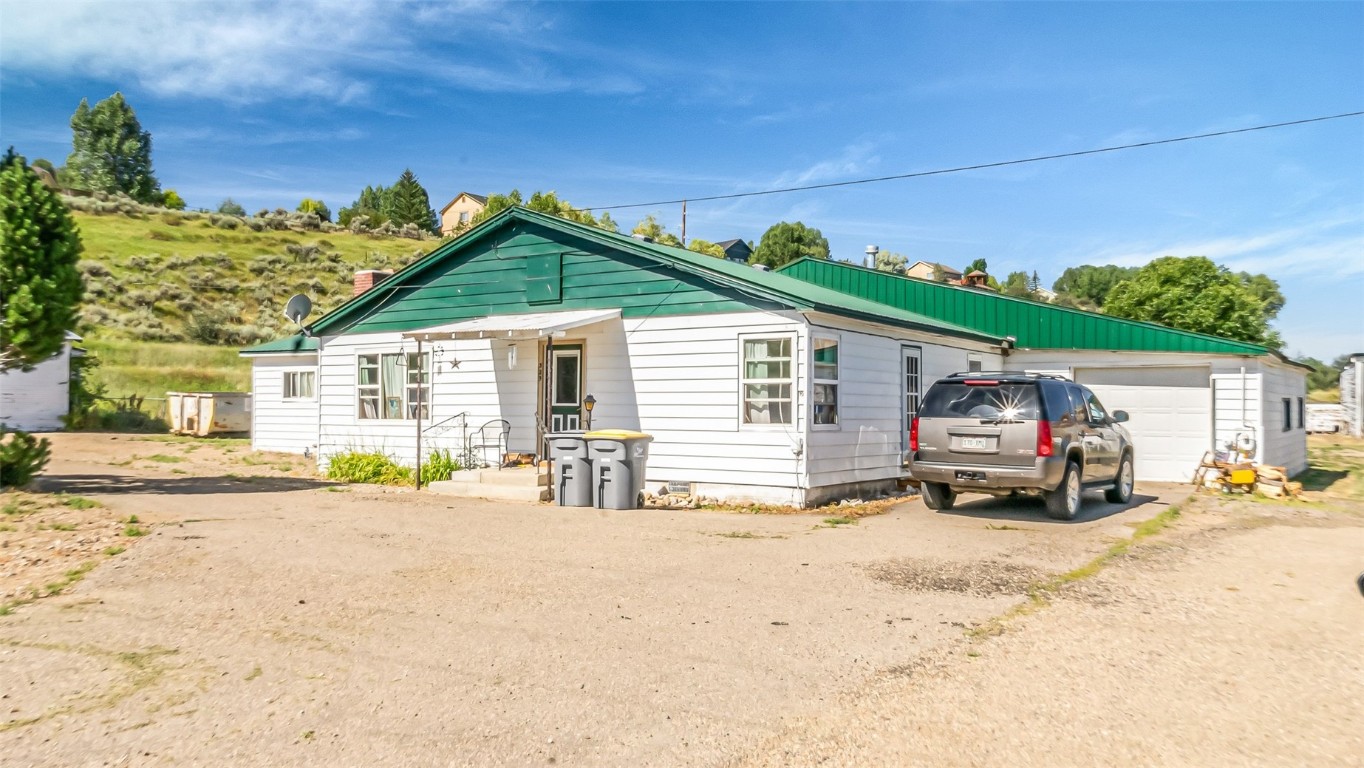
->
[812,336,839,426]
[741,336,794,425]
[282,370,315,400]
[357,352,429,420]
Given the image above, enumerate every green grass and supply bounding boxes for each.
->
[58,495,102,510]
[144,454,185,464]
[821,516,857,527]
[84,337,249,397]
[103,546,126,556]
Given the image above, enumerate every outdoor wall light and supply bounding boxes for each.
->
[583,394,597,430]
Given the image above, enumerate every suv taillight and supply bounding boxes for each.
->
[910,417,920,452]
[1037,419,1053,457]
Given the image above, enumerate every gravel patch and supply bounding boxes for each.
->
[865,557,1050,597]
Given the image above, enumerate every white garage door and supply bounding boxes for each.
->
[1074,366,1211,482]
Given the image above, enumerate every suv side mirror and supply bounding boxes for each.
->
[1111,410,1129,423]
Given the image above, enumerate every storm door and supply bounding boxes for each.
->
[550,344,584,432]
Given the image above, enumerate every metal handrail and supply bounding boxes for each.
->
[422,411,469,436]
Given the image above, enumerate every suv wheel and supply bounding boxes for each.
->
[921,482,956,511]
[1045,461,1082,521]
[1104,453,1134,504]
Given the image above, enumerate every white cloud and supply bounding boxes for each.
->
[1082,212,1364,277]
[0,0,636,103]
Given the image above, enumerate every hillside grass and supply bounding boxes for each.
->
[68,205,444,400]
[84,338,250,399]
[71,207,436,345]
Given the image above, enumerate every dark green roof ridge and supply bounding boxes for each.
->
[296,206,1000,344]
[777,257,1272,357]
[240,334,318,355]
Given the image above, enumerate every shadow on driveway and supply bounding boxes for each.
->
[34,473,337,496]
[934,492,1167,524]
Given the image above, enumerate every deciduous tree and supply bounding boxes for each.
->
[1051,264,1138,308]
[686,238,726,258]
[631,215,682,247]
[751,221,829,269]
[874,249,908,273]
[1103,256,1280,346]
[162,189,186,210]
[63,93,160,203]
[296,198,332,222]
[217,198,247,216]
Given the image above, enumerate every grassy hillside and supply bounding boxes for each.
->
[66,200,441,401]
[71,203,435,345]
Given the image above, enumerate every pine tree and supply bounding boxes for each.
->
[1,148,84,372]
[1028,270,1041,292]
[387,170,437,232]
[64,93,160,203]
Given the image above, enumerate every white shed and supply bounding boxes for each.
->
[0,332,80,432]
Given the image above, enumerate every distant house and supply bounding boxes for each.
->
[0,332,81,432]
[904,261,962,283]
[438,192,488,236]
[715,239,753,264]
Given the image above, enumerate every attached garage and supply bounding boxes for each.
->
[778,258,1310,483]
[1073,366,1211,482]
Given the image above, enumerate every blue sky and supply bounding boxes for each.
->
[2,1,1361,360]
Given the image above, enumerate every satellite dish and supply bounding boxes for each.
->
[283,294,313,329]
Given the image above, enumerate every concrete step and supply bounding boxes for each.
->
[426,480,552,503]
[445,468,549,487]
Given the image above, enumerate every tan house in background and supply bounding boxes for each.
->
[904,260,963,283]
[439,192,488,236]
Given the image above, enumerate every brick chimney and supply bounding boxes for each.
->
[353,269,394,296]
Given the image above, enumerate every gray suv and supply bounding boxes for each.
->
[907,372,1135,520]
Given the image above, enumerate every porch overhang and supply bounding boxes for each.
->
[401,308,621,342]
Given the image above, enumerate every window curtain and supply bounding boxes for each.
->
[382,354,404,419]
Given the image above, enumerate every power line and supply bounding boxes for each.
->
[580,111,1364,212]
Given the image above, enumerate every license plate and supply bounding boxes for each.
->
[956,470,986,481]
[960,437,989,450]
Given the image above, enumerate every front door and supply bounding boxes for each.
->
[550,344,583,432]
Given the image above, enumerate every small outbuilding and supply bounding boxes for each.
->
[0,332,81,432]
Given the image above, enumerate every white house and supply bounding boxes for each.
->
[243,207,1309,504]
[243,207,1005,505]
[0,332,80,432]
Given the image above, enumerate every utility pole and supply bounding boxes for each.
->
[681,200,687,245]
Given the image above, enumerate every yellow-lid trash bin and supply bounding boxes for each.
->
[585,430,653,509]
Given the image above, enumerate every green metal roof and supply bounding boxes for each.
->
[240,334,318,356]
[778,257,1272,356]
[268,207,1000,345]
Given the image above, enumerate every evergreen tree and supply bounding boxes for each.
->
[1,148,84,372]
[387,169,437,232]
[1028,270,1041,292]
[63,93,160,203]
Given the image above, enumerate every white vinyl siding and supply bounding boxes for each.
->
[248,354,318,454]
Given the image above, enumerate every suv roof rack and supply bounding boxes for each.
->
[944,371,1069,380]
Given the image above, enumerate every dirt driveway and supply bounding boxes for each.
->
[2,433,1359,766]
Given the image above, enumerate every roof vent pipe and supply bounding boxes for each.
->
[751,264,771,272]
[630,233,654,243]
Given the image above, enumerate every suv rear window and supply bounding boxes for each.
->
[919,382,1041,421]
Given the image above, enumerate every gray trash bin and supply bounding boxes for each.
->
[586,429,653,510]
[547,432,593,507]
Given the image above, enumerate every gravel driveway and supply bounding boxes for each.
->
[5,433,1356,766]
